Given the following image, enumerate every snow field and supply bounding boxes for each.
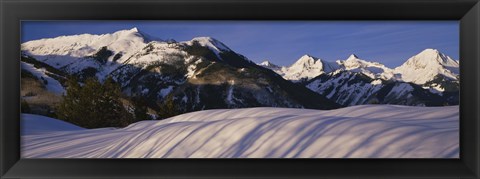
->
[22,105,458,158]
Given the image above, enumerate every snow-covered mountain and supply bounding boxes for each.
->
[258,60,281,71]
[336,54,395,80]
[394,49,459,93]
[21,28,340,115]
[394,49,459,84]
[22,105,459,158]
[261,50,458,88]
[22,28,151,75]
[306,70,456,106]
[21,27,458,109]
[258,55,340,82]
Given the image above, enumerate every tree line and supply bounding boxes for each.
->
[52,76,181,129]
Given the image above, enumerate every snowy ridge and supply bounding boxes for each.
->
[260,49,458,87]
[183,37,232,59]
[273,55,340,82]
[22,28,150,68]
[259,60,281,70]
[394,49,459,84]
[21,27,157,78]
[306,71,384,105]
[337,54,395,80]
[22,105,458,158]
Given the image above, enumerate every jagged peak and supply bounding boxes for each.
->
[113,27,140,35]
[401,48,458,68]
[188,36,231,52]
[259,60,281,69]
[112,27,163,42]
[300,54,317,59]
[191,36,216,42]
[347,54,359,60]
[343,54,365,65]
[130,27,139,32]
[394,48,459,84]
[420,48,440,54]
[295,54,320,64]
[260,60,274,66]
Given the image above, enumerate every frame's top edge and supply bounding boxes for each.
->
[2,0,479,3]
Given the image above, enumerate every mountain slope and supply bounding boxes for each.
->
[111,39,340,111]
[21,28,341,116]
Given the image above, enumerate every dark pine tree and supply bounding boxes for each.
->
[57,76,134,128]
[131,95,152,121]
[157,94,182,120]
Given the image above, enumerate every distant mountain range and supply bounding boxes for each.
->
[21,27,459,113]
[259,49,459,106]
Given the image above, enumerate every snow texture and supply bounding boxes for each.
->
[21,114,85,135]
[22,105,458,158]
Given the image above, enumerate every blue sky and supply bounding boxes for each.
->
[22,21,459,67]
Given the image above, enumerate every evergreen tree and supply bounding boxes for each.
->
[131,96,152,121]
[57,76,134,128]
[157,94,182,119]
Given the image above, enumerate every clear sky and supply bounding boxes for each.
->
[22,21,459,68]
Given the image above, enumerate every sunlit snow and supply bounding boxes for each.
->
[22,105,458,158]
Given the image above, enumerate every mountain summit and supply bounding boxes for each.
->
[278,55,340,82]
[394,48,459,84]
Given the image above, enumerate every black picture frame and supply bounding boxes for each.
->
[1,0,479,178]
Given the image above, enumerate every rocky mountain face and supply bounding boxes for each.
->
[21,28,340,117]
[259,49,459,106]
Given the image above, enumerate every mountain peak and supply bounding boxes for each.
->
[300,54,316,58]
[114,27,140,35]
[112,27,163,42]
[259,60,281,70]
[296,54,319,64]
[281,54,340,82]
[130,27,139,32]
[402,48,458,68]
[188,36,231,52]
[420,48,440,54]
[394,48,459,84]
[120,27,139,33]
[191,37,223,45]
[191,36,215,42]
[260,60,275,66]
[347,54,359,60]
[343,54,366,68]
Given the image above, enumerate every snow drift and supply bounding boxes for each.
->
[21,105,458,158]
